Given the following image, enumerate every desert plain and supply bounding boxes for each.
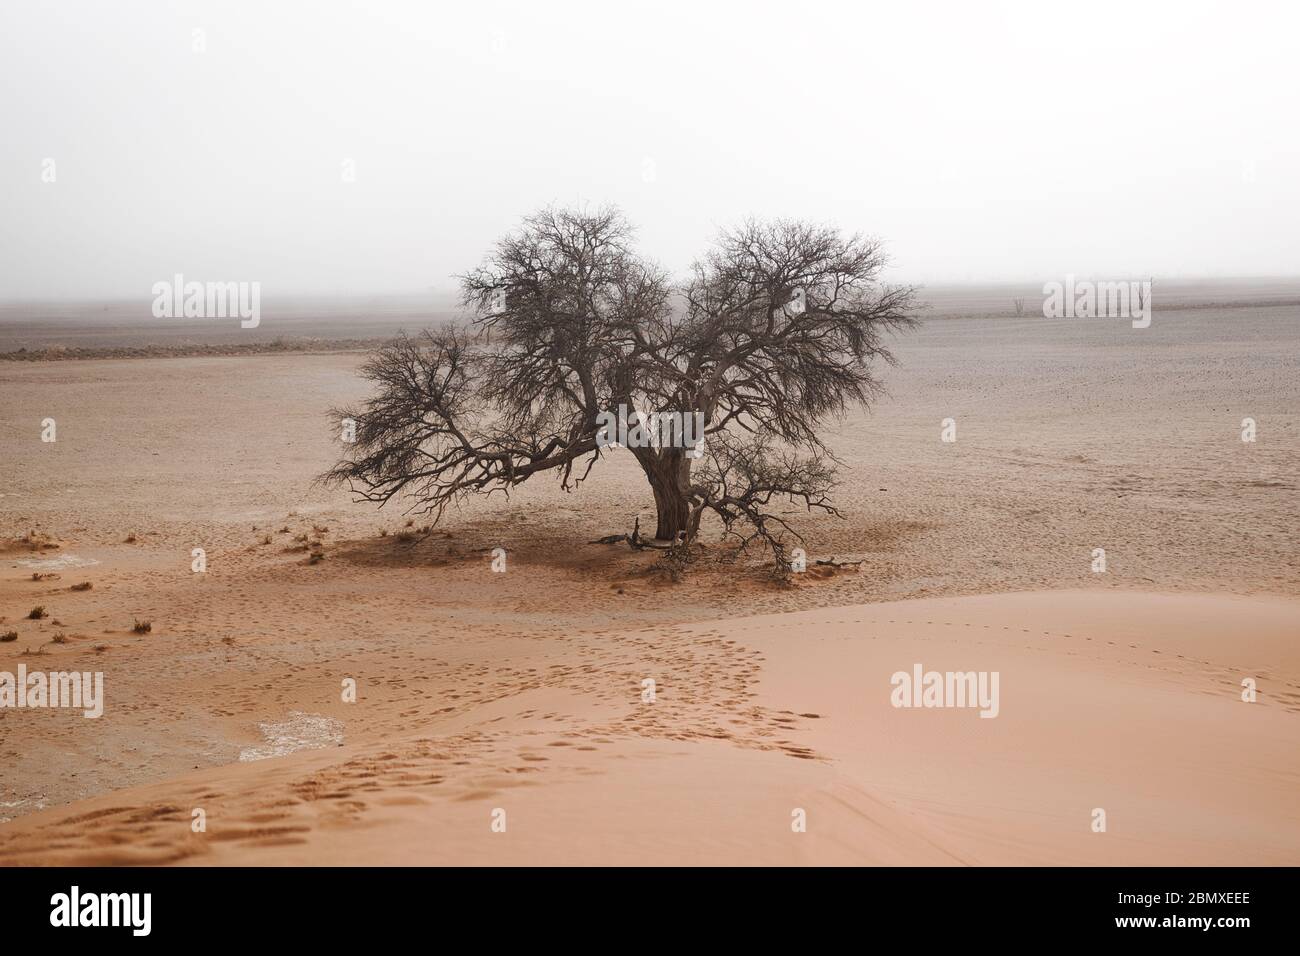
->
[1,280,1297,865]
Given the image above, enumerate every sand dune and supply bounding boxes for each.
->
[1,590,1295,865]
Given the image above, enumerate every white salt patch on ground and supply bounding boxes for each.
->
[0,798,44,825]
[14,554,100,571]
[238,711,344,762]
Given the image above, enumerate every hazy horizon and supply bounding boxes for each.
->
[2,0,1297,299]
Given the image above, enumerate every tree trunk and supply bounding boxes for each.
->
[640,452,692,542]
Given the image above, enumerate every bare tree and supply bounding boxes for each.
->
[323,206,918,563]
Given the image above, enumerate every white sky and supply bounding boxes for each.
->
[1,0,1296,298]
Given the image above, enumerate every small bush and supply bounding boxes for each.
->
[51,632,68,644]
[71,581,93,591]
[132,619,152,634]
[0,631,17,643]
[21,531,59,551]
[27,606,47,620]
[124,533,137,543]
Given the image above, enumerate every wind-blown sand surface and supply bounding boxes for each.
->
[0,592,1296,865]
[1,286,1297,864]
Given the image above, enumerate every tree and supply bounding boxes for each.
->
[323,206,918,565]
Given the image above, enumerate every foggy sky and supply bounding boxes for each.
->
[1,0,1296,299]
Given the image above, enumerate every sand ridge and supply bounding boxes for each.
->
[1,590,1295,865]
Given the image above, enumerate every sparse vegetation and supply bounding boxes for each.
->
[132,619,152,634]
[51,632,69,644]
[20,530,60,551]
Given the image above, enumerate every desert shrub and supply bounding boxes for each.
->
[21,531,59,551]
